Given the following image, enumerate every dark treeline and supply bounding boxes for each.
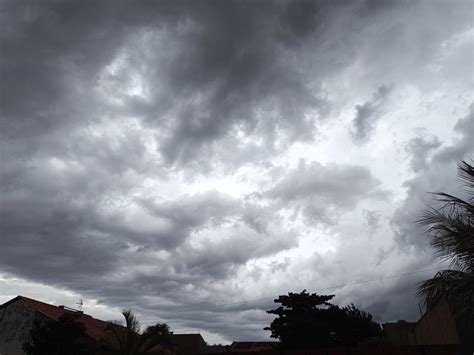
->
[264,290,382,349]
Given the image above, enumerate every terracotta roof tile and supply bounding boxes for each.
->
[18,296,122,341]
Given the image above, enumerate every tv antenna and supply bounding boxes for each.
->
[76,299,83,312]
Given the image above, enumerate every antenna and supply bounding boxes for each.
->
[76,299,83,312]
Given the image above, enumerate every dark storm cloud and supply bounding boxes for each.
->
[0,134,296,340]
[392,104,474,251]
[1,0,327,274]
[1,0,473,343]
[0,0,361,296]
[0,0,333,164]
[344,0,473,89]
[141,192,236,226]
[174,228,297,279]
[0,123,155,280]
[266,160,386,225]
[405,133,441,172]
[135,0,336,166]
[302,234,438,325]
[139,191,239,248]
[2,0,471,164]
[268,161,383,203]
[351,85,392,143]
[4,0,427,169]
[364,274,427,322]
[1,1,126,140]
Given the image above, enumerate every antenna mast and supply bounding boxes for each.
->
[76,298,83,312]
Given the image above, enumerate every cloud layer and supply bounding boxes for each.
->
[1,0,473,343]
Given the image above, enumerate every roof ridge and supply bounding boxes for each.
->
[7,295,124,341]
[19,295,106,322]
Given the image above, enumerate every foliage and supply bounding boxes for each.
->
[417,160,474,318]
[106,310,173,355]
[264,290,381,349]
[22,312,89,355]
[338,304,383,345]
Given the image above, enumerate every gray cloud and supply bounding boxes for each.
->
[405,133,441,172]
[267,160,386,225]
[268,161,383,203]
[392,104,474,251]
[351,85,392,143]
[176,228,297,280]
[138,191,240,248]
[363,209,382,237]
[1,0,473,343]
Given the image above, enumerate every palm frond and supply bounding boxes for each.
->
[417,161,474,319]
[417,270,474,318]
[418,207,474,271]
[458,160,474,189]
[429,192,474,215]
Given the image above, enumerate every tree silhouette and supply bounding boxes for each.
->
[417,160,474,319]
[23,313,89,355]
[106,310,173,355]
[264,290,381,349]
[338,304,382,345]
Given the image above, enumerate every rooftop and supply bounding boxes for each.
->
[0,295,123,341]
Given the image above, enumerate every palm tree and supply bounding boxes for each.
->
[106,310,173,355]
[417,160,474,319]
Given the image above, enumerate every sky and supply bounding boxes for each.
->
[0,0,473,344]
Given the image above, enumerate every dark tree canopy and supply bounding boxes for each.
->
[106,310,173,355]
[142,322,173,344]
[417,160,474,319]
[264,290,381,349]
[23,312,89,355]
[338,304,383,345]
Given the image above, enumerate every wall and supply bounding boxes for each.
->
[172,334,207,355]
[201,345,461,355]
[0,299,39,355]
[413,298,460,345]
[383,321,416,345]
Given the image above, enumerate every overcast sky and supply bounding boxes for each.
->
[1,0,473,344]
